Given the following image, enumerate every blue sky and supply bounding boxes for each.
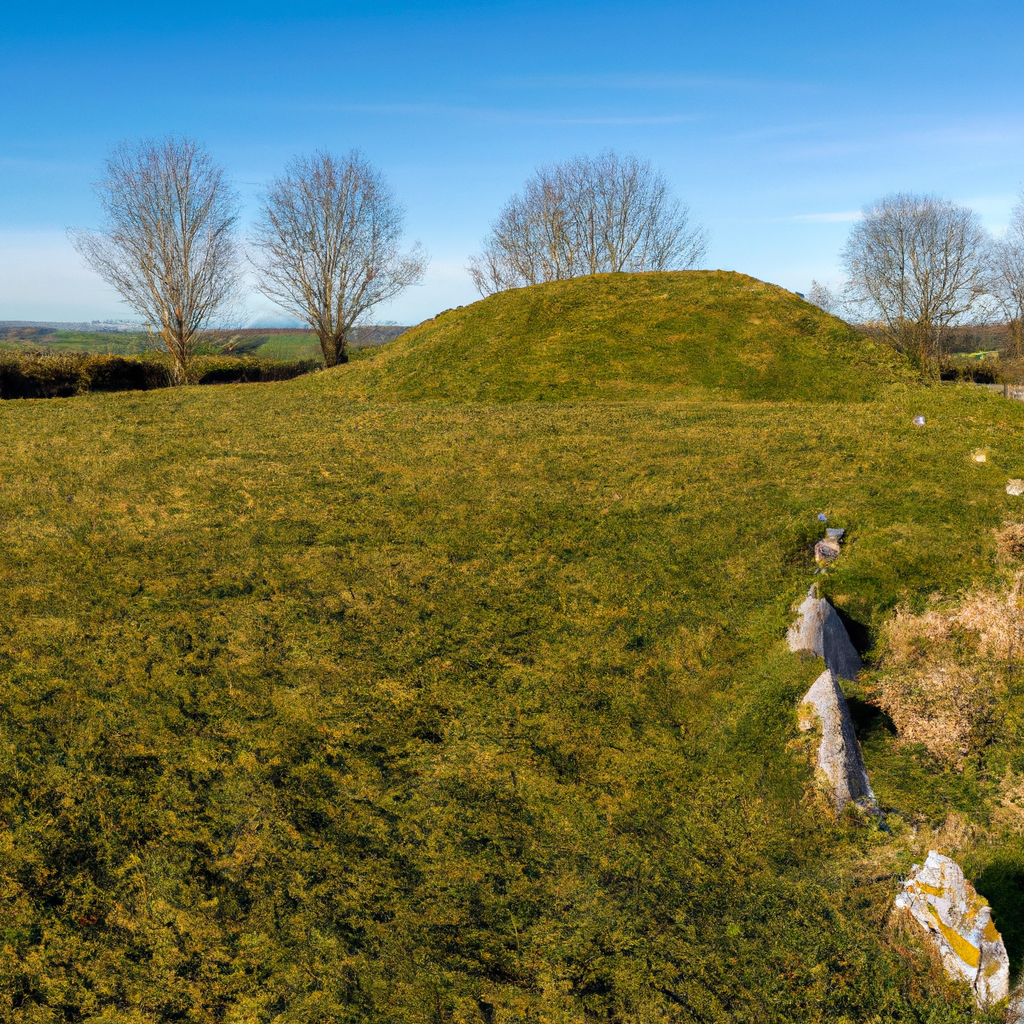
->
[2,0,1023,325]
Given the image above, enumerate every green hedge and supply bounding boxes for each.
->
[0,353,318,400]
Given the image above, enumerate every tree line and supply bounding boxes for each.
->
[70,138,707,383]
[810,192,1024,365]
[72,134,1022,385]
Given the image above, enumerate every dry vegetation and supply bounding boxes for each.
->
[873,584,1021,765]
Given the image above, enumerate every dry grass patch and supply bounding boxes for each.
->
[874,579,1024,765]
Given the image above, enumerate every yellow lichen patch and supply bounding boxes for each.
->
[983,919,1001,943]
[928,905,980,968]
[918,883,944,898]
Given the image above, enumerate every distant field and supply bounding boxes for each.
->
[0,274,1019,1022]
[0,324,409,361]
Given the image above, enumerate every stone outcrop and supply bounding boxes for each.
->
[894,851,1009,1009]
[787,587,862,681]
[814,527,845,564]
[798,669,876,813]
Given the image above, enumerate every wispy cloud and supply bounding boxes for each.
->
[492,73,781,91]
[790,211,863,223]
[281,100,699,127]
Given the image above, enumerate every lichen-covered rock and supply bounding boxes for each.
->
[787,587,862,681]
[798,669,875,813]
[894,851,1009,1009]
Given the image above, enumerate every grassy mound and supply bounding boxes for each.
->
[336,271,909,402]
[0,274,1022,1021]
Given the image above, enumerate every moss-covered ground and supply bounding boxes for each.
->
[0,273,1021,1022]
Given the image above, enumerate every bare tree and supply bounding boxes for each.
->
[840,193,990,363]
[991,190,1024,359]
[250,151,427,367]
[468,151,708,296]
[69,136,241,383]
[806,279,839,314]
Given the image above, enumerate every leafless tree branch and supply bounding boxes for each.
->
[468,151,708,296]
[68,136,242,383]
[990,189,1024,359]
[840,193,990,363]
[249,151,428,367]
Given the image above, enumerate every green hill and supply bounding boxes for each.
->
[334,270,909,402]
[0,274,1020,1023]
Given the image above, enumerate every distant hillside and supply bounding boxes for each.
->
[336,271,911,403]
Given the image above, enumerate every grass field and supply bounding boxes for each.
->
[0,272,1021,1022]
[0,327,407,364]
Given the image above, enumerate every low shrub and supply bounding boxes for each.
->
[0,352,317,399]
[938,356,1006,384]
[191,356,320,385]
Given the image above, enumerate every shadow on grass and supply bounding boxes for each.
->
[833,605,873,656]
[846,696,897,743]
[974,859,1024,980]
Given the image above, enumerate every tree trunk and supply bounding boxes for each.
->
[319,333,349,367]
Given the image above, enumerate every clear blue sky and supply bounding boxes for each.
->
[2,0,1023,325]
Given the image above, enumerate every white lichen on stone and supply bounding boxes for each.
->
[798,669,876,814]
[894,851,1009,1009]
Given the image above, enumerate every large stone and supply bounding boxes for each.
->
[798,669,876,813]
[894,851,1010,1009]
[787,587,863,681]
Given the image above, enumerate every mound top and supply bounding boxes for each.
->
[330,271,909,403]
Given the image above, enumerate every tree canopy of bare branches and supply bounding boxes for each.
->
[69,136,241,383]
[468,151,708,296]
[250,151,427,367]
[840,192,990,363]
[806,279,838,314]
[990,190,1024,358]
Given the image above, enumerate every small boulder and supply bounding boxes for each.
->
[894,852,1009,1008]
[787,587,862,681]
[814,527,846,564]
[1008,479,1024,496]
[799,669,876,814]
[814,537,841,563]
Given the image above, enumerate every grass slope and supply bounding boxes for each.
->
[0,275,1021,1022]
[338,271,909,403]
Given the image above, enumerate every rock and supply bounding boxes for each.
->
[814,537,841,563]
[1008,479,1024,496]
[814,527,846,564]
[787,587,862,681]
[894,851,1009,1009]
[913,415,926,426]
[798,669,876,813]
[1008,985,1024,1024]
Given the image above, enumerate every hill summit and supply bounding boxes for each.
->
[336,270,907,403]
